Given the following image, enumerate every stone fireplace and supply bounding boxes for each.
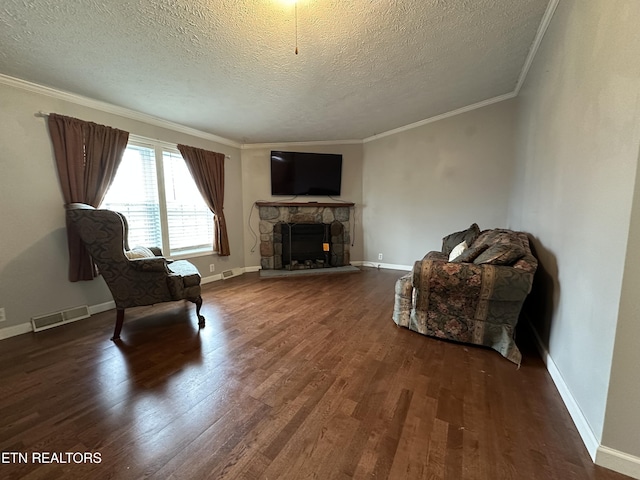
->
[256,202,354,270]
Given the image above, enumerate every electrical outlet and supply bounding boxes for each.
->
[378,253,383,261]
[209,264,215,273]
[0,307,5,322]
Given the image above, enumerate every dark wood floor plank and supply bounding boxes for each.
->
[0,268,632,479]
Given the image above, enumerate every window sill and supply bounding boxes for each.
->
[170,249,217,261]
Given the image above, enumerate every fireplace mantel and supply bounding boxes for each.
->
[255,201,355,208]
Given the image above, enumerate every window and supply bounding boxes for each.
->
[102,136,214,257]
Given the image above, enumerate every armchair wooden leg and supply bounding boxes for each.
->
[194,296,205,328]
[111,309,125,341]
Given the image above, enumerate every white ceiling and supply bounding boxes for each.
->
[0,0,551,144]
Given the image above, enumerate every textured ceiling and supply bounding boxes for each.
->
[0,0,550,144]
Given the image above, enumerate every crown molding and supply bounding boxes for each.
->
[362,92,517,143]
[241,139,363,150]
[514,0,560,94]
[362,0,558,143]
[2,0,557,151]
[0,73,241,149]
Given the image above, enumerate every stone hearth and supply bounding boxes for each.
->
[256,202,353,270]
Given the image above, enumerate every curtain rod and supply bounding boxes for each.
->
[35,111,231,159]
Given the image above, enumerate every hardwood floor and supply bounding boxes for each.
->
[0,268,630,479]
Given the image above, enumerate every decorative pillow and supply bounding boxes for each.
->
[125,246,156,259]
[451,243,490,263]
[473,244,525,266]
[448,241,468,261]
[442,223,481,255]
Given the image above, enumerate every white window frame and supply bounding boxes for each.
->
[103,134,215,260]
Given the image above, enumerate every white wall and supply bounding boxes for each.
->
[362,100,516,267]
[601,140,640,476]
[509,0,640,459]
[240,144,364,269]
[0,81,243,333]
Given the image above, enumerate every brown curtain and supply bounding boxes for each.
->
[177,144,230,256]
[48,113,129,281]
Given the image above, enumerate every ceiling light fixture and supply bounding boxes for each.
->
[294,1,299,54]
[278,0,300,54]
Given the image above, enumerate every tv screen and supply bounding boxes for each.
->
[271,151,342,196]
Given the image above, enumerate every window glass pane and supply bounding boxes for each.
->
[101,144,162,249]
[162,151,214,254]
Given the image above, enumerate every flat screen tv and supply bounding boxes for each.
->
[271,151,342,196]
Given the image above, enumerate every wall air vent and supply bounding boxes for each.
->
[222,269,235,280]
[31,305,90,332]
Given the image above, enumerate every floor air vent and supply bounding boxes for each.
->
[31,305,90,332]
[222,269,235,280]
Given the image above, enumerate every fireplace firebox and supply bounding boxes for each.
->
[282,223,331,269]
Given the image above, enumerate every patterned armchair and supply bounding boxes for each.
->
[392,224,537,364]
[65,203,205,340]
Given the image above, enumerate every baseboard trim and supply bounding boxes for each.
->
[88,301,116,315]
[201,273,223,284]
[1,303,116,340]
[0,322,33,340]
[528,320,640,478]
[246,263,411,274]
[596,446,640,479]
[0,269,255,342]
[353,261,412,271]
[203,266,262,283]
[527,322,599,460]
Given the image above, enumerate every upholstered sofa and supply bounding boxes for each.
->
[392,224,537,364]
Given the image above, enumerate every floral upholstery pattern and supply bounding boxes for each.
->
[393,228,537,364]
[65,203,205,337]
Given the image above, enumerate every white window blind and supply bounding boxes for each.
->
[102,144,162,249]
[101,139,214,257]
[162,150,214,254]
